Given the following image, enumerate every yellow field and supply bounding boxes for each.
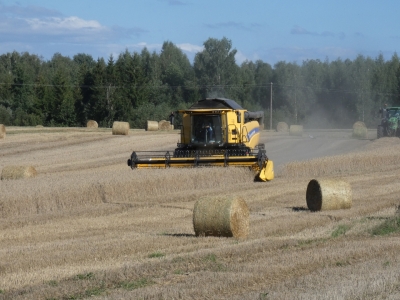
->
[0,127,399,299]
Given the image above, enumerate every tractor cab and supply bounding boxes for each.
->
[377,106,400,138]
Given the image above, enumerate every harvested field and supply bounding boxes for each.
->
[1,127,400,299]
[0,124,5,139]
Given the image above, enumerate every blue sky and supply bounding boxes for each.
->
[1,0,399,66]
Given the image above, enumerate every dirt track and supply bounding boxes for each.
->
[1,127,399,300]
[262,129,375,169]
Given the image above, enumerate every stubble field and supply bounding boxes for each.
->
[0,127,400,299]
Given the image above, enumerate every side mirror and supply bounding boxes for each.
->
[237,112,241,123]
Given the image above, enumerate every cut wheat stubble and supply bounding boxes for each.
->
[0,124,5,139]
[289,125,303,136]
[1,165,37,180]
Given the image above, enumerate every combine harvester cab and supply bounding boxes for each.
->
[127,98,274,182]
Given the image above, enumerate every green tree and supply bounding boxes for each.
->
[159,41,195,107]
[91,58,108,123]
[194,37,240,99]
[0,53,15,112]
[273,61,309,124]
[32,71,49,125]
[238,60,257,109]
[101,54,118,127]
[48,68,76,126]
[350,55,374,124]
[252,60,273,109]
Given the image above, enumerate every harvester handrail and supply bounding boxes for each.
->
[227,124,239,142]
[241,125,249,143]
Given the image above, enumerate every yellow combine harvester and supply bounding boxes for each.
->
[127,98,274,181]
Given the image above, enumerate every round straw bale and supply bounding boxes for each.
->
[112,121,129,135]
[1,166,37,180]
[158,120,172,131]
[0,124,5,139]
[289,125,303,136]
[276,122,289,132]
[306,178,352,211]
[193,196,249,238]
[352,121,367,138]
[352,121,366,129]
[87,120,98,128]
[146,120,159,131]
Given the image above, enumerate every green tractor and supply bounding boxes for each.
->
[377,106,400,138]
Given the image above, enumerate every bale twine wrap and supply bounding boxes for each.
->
[1,166,37,180]
[289,125,303,136]
[276,122,289,132]
[352,121,368,138]
[306,178,352,211]
[0,124,5,139]
[158,120,172,131]
[146,120,159,131]
[112,121,130,135]
[193,196,249,238]
[87,120,98,128]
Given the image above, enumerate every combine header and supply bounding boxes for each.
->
[127,98,274,181]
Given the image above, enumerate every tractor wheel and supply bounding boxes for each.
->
[377,125,384,139]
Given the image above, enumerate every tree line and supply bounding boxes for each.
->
[0,37,399,129]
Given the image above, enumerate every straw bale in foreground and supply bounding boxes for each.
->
[0,124,5,139]
[146,120,159,131]
[1,166,37,180]
[193,196,249,238]
[289,125,303,136]
[276,122,289,132]
[112,121,129,135]
[158,120,172,131]
[352,121,368,138]
[87,120,98,128]
[306,178,352,211]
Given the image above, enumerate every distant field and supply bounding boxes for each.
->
[0,127,400,299]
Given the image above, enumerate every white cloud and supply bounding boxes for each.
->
[291,25,335,38]
[26,16,104,32]
[136,42,162,50]
[234,50,248,64]
[262,46,361,65]
[176,43,203,53]
[0,16,115,44]
[1,4,62,18]
[0,3,146,45]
